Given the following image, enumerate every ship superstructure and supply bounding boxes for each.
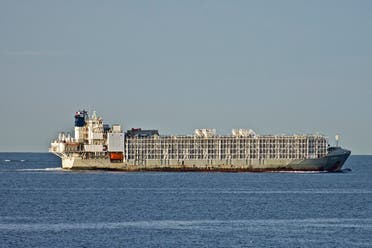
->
[49,111,350,172]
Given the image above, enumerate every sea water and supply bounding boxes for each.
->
[0,153,371,247]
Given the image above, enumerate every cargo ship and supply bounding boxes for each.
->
[49,110,351,172]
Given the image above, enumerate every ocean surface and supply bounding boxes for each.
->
[0,153,371,248]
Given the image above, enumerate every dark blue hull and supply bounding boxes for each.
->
[288,147,351,172]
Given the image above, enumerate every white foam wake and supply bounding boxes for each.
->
[16,167,63,172]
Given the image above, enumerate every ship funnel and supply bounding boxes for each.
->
[74,110,88,127]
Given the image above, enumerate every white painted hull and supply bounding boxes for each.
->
[61,148,350,172]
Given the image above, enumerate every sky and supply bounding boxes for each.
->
[0,0,371,154]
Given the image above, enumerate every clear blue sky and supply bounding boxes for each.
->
[0,0,371,154]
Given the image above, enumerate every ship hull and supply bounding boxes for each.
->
[61,148,350,172]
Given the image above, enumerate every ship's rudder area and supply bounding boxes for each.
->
[62,157,126,171]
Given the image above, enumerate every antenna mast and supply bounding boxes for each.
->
[335,134,340,147]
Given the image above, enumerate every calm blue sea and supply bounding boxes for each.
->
[0,153,371,248]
